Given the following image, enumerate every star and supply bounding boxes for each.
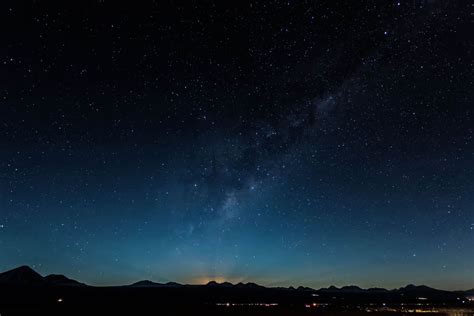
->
[0,0,470,291]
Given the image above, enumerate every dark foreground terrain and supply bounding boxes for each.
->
[0,266,473,315]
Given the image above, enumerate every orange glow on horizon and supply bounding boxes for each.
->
[192,276,245,285]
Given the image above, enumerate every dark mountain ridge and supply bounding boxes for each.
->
[0,266,45,285]
[0,266,84,287]
[0,266,472,315]
[130,280,182,287]
[0,265,472,298]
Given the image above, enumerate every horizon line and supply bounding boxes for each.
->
[2,265,473,292]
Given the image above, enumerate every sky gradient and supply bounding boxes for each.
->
[0,1,472,290]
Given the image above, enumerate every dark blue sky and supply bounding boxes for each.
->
[0,1,472,289]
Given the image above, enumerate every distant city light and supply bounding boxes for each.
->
[217,302,278,307]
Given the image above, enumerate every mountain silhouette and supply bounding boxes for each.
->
[0,266,472,316]
[297,286,315,291]
[0,265,472,301]
[463,289,474,296]
[0,265,44,285]
[400,284,437,291]
[130,280,162,287]
[340,285,364,292]
[44,274,85,286]
[0,265,83,287]
[164,281,182,287]
[320,285,340,291]
[235,282,265,289]
[367,287,389,292]
[206,281,234,287]
[130,280,183,287]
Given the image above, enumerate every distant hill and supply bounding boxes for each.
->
[0,265,472,300]
[460,289,474,296]
[0,265,472,315]
[0,266,45,285]
[44,274,85,286]
[129,280,182,287]
[130,280,161,287]
[367,287,389,292]
[0,266,84,287]
[206,281,234,288]
[235,282,265,289]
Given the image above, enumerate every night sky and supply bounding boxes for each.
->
[0,1,472,290]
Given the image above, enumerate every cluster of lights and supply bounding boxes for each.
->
[365,304,474,314]
[216,302,278,307]
[305,302,328,308]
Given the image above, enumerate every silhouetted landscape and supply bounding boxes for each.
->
[1,1,472,315]
[0,266,473,315]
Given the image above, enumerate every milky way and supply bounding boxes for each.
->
[0,1,472,289]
